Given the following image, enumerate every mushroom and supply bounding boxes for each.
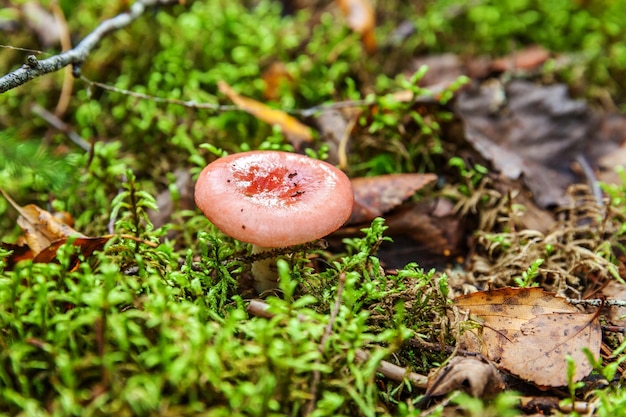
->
[194,150,354,293]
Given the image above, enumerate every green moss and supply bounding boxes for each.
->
[2,0,626,414]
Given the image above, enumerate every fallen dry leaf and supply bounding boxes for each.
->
[455,80,596,208]
[0,189,122,270]
[261,62,293,101]
[348,173,437,225]
[218,81,312,149]
[455,287,601,387]
[1,188,85,255]
[0,242,33,269]
[490,45,550,73]
[336,0,377,54]
[32,236,110,265]
[331,197,462,270]
[314,107,362,167]
[426,356,504,398]
[595,114,626,184]
[407,54,467,90]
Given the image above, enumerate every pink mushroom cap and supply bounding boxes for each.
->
[195,150,354,247]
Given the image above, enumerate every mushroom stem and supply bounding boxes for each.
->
[250,244,280,293]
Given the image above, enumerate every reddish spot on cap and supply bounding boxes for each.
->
[195,151,354,247]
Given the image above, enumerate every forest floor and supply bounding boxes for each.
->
[2,0,626,415]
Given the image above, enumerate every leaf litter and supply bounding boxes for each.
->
[0,189,156,270]
[5,3,626,414]
[455,287,601,387]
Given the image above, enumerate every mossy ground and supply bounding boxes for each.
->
[2,0,626,415]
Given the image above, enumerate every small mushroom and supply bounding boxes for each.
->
[194,150,354,292]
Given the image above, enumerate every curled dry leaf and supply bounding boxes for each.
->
[218,81,312,149]
[32,236,110,265]
[426,356,504,398]
[455,287,601,387]
[1,188,85,255]
[336,0,377,54]
[347,173,437,225]
[0,189,110,270]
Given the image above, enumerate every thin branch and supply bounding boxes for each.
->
[79,74,374,115]
[0,45,46,54]
[79,76,238,111]
[0,0,181,94]
[78,75,442,116]
[567,298,626,307]
[31,104,91,151]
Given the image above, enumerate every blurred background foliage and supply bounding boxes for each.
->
[1,0,625,248]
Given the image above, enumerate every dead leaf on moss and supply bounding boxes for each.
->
[0,189,111,270]
[455,80,596,208]
[407,54,467,90]
[0,242,33,268]
[336,0,377,54]
[32,236,110,264]
[218,80,313,148]
[347,173,437,225]
[384,198,462,257]
[455,287,601,387]
[490,45,550,73]
[426,356,504,398]
[1,188,85,255]
[331,196,462,270]
[261,62,293,101]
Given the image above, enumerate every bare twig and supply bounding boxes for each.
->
[79,76,238,111]
[0,45,46,54]
[31,104,91,151]
[78,75,446,116]
[567,298,626,307]
[0,0,181,94]
[354,349,428,387]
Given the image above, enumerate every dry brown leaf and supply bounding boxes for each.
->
[336,0,377,54]
[0,189,115,270]
[32,236,110,265]
[0,242,34,269]
[455,287,601,387]
[218,81,312,148]
[348,173,437,225]
[330,197,461,270]
[490,45,550,73]
[595,115,626,184]
[1,188,85,255]
[426,356,504,398]
[261,62,293,101]
[455,80,596,208]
